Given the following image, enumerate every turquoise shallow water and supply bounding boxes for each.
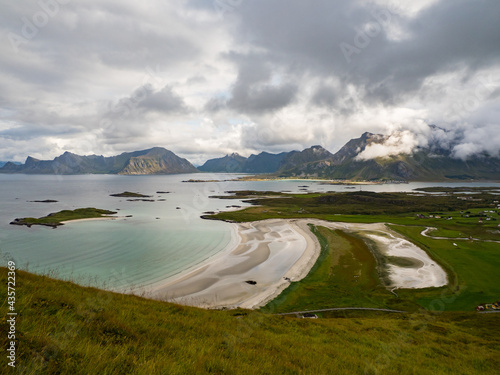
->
[1,174,499,292]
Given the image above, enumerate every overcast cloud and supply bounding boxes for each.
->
[1,0,499,164]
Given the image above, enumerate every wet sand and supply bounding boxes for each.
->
[151,219,320,309]
[150,219,447,309]
[305,220,448,289]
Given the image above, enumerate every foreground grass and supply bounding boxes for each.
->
[9,208,117,228]
[1,268,499,374]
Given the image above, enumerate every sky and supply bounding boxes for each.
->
[1,0,500,164]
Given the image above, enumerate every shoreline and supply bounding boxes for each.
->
[60,216,125,224]
[147,218,447,309]
[305,220,448,289]
[150,219,321,309]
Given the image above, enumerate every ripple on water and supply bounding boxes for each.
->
[4,217,233,292]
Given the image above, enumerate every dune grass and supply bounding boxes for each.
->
[1,267,499,374]
[261,226,402,314]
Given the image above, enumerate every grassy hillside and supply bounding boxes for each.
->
[1,268,499,374]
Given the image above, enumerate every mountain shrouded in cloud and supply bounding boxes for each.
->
[0,0,499,164]
[3,131,500,180]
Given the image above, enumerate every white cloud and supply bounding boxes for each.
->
[356,130,427,160]
[0,0,499,163]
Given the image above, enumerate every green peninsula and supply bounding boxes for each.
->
[10,208,117,228]
[207,189,500,312]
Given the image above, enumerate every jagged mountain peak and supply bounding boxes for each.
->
[140,147,173,157]
[277,145,334,173]
[1,147,197,175]
[198,152,247,173]
[25,156,40,165]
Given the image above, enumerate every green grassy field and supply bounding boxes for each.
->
[262,226,401,314]
[1,268,499,374]
[211,190,500,312]
[390,225,500,311]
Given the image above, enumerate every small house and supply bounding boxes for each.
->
[301,313,318,319]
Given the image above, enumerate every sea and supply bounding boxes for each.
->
[1,173,499,293]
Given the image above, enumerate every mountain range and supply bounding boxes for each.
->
[0,147,198,175]
[2,132,500,180]
[276,132,500,181]
[198,132,500,181]
[197,147,332,174]
[0,161,21,168]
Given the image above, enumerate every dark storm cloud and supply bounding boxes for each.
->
[357,0,500,104]
[204,52,299,114]
[227,81,298,114]
[230,0,500,106]
[311,84,338,108]
[133,85,187,114]
[1,0,499,161]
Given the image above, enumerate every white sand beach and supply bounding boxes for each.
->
[151,219,321,309]
[150,219,447,309]
[60,216,123,224]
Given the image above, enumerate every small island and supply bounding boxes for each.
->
[182,179,222,183]
[110,191,151,198]
[10,208,117,228]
